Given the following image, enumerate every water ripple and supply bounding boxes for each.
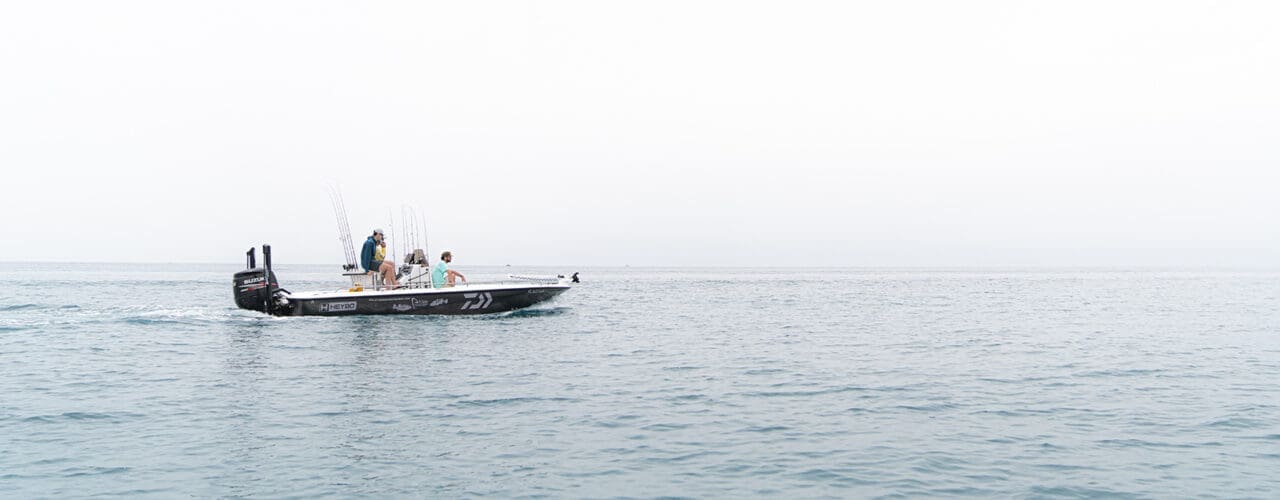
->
[1,264,1278,497]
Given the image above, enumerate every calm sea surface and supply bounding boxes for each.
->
[2,263,1278,498]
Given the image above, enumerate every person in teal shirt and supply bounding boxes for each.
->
[432,251,466,288]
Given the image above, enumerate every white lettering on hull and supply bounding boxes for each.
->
[319,301,357,313]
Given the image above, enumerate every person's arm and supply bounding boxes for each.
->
[360,240,375,271]
[448,270,466,282]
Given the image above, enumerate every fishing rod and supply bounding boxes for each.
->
[326,188,343,266]
[338,189,357,267]
[387,209,395,268]
[327,184,358,270]
[326,186,352,268]
[409,208,419,256]
[340,194,355,268]
[401,205,410,262]
[418,207,428,258]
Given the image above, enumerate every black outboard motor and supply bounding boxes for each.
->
[233,246,283,314]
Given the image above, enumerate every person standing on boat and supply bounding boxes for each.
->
[361,229,399,289]
[432,251,466,288]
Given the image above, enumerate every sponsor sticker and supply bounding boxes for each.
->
[412,298,448,308]
[319,301,357,313]
[462,292,493,310]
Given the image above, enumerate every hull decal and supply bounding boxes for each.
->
[319,301,357,313]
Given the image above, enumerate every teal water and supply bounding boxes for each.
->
[2,263,1278,497]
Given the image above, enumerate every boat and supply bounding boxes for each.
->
[233,245,572,316]
[232,189,572,316]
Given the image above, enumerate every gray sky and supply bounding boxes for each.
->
[3,1,1277,267]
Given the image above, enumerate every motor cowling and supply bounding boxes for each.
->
[233,268,279,313]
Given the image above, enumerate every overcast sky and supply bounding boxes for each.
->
[2,1,1277,267]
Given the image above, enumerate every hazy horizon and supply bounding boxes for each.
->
[3,1,1277,267]
[3,259,1277,272]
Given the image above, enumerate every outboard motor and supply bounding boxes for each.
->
[233,246,284,314]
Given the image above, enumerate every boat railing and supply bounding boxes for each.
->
[363,275,563,291]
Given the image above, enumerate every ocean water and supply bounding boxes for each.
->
[1,263,1278,498]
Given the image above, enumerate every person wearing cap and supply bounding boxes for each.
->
[431,251,465,288]
[360,229,399,289]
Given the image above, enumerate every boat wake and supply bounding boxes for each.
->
[497,306,572,318]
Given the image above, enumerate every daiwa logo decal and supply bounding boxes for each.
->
[462,292,493,310]
[319,301,357,313]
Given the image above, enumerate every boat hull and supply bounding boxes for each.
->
[280,284,569,317]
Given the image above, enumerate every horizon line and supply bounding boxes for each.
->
[1,260,1277,271]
